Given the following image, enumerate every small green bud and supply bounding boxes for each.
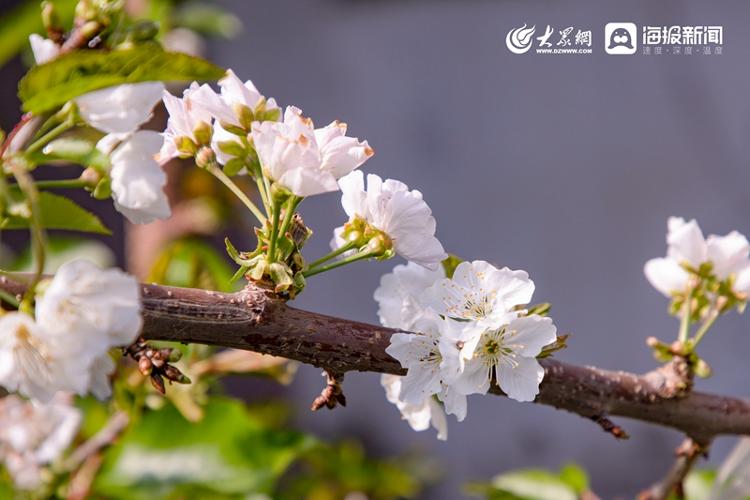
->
[694,358,712,378]
[127,20,159,42]
[41,2,63,41]
[193,121,213,146]
[292,271,306,295]
[168,349,183,363]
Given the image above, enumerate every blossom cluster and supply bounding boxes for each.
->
[0,395,81,490]
[645,217,750,312]
[378,260,557,440]
[0,260,142,402]
[158,69,448,273]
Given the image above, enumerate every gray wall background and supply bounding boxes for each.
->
[210,0,750,497]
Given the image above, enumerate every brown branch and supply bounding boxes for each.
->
[638,438,710,500]
[3,276,750,441]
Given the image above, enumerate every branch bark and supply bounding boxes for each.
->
[3,276,750,442]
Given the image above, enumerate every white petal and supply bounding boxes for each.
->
[505,315,557,357]
[439,385,468,422]
[496,356,544,402]
[667,217,707,267]
[29,34,59,64]
[109,131,171,224]
[707,231,750,280]
[76,82,165,134]
[644,257,689,297]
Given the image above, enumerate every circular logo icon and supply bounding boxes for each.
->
[506,24,537,54]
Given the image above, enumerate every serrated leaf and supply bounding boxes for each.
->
[0,191,109,234]
[92,397,315,498]
[19,45,225,113]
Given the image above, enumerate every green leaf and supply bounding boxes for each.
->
[19,45,225,113]
[93,397,315,498]
[148,238,240,292]
[0,191,110,234]
[466,466,587,500]
[173,3,242,38]
[669,469,716,500]
[0,0,77,68]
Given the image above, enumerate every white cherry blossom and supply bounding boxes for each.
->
[0,394,81,490]
[381,374,447,441]
[374,262,445,330]
[251,106,373,197]
[75,82,165,135]
[98,130,171,224]
[192,69,278,128]
[644,217,750,297]
[424,260,534,326]
[333,171,446,270]
[159,82,217,163]
[35,259,142,398]
[452,315,556,403]
[385,312,472,420]
[0,312,63,402]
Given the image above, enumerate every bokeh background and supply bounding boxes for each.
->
[2,0,750,497]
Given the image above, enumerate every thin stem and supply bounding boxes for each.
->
[267,197,282,262]
[24,120,72,155]
[205,163,266,225]
[253,166,271,216]
[303,250,375,278]
[307,241,358,270]
[678,285,694,344]
[8,160,46,310]
[692,307,719,347]
[277,196,301,242]
[0,288,20,308]
[31,178,88,190]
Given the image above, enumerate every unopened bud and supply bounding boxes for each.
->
[80,167,102,188]
[41,2,63,42]
[168,349,183,363]
[127,20,159,42]
[694,358,712,378]
[193,121,213,146]
[138,357,152,376]
[195,146,216,168]
[366,233,393,258]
